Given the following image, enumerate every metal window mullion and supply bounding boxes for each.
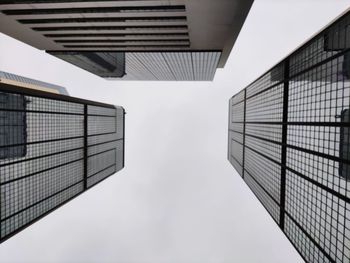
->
[122,108,125,168]
[242,89,247,179]
[114,108,118,172]
[83,104,88,190]
[279,58,290,229]
[0,169,1,239]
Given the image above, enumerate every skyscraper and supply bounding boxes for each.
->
[228,10,350,263]
[0,0,253,81]
[0,71,125,243]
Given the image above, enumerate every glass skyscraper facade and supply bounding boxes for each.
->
[228,11,350,263]
[0,74,125,243]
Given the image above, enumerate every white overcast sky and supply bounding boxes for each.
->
[0,1,349,262]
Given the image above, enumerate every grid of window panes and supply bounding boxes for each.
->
[228,11,350,263]
[87,105,124,188]
[228,89,245,176]
[0,87,124,243]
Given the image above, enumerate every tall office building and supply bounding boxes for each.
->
[0,71,125,243]
[228,10,350,263]
[0,0,253,81]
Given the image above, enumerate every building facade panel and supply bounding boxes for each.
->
[244,146,281,204]
[119,52,221,81]
[245,83,284,122]
[244,171,280,223]
[228,93,245,177]
[228,10,350,263]
[228,136,243,176]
